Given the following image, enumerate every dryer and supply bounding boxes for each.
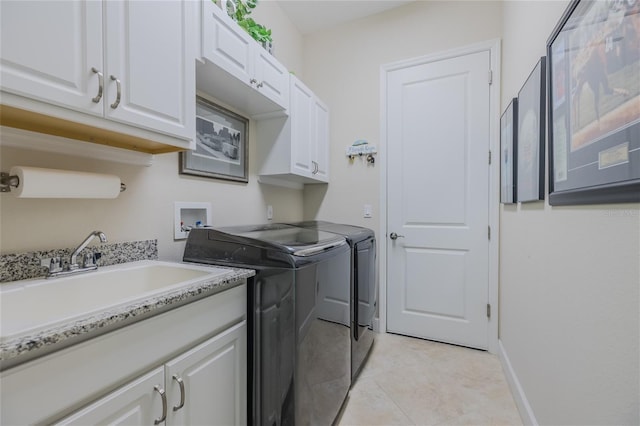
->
[287,221,377,381]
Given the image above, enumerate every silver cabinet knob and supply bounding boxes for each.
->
[389,232,405,240]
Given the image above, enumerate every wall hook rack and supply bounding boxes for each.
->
[346,142,377,165]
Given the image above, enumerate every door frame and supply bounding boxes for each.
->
[378,39,501,354]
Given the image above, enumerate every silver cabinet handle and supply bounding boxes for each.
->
[389,232,405,240]
[249,78,257,85]
[256,81,264,88]
[154,385,167,425]
[312,161,318,175]
[110,75,121,109]
[91,67,103,103]
[172,375,185,412]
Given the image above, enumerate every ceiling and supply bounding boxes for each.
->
[277,0,415,35]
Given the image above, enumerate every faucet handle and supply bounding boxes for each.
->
[41,257,63,274]
[82,252,102,268]
[83,253,94,268]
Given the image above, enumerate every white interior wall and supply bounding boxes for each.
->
[299,0,639,424]
[301,1,503,229]
[500,1,639,424]
[0,4,305,260]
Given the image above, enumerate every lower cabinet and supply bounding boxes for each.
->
[56,321,247,425]
[0,284,247,425]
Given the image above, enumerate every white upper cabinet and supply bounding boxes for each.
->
[313,97,330,181]
[197,0,289,118]
[0,1,103,116]
[257,76,330,186]
[103,0,194,141]
[0,0,195,153]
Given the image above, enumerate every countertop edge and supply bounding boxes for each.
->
[0,263,254,367]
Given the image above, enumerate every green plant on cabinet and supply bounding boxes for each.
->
[223,0,273,45]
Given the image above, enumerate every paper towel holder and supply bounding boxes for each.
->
[0,171,127,194]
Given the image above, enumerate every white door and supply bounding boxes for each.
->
[55,367,165,425]
[313,98,330,181]
[386,50,491,349]
[290,76,315,178]
[165,321,247,426]
[254,48,290,109]
[104,0,193,139]
[0,0,103,115]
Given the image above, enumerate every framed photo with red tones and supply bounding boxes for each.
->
[547,0,640,205]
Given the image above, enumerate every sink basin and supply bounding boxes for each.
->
[0,260,233,340]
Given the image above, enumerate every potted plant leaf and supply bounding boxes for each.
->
[223,0,273,52]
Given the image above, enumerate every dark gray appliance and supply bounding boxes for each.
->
[287,221,376,381]
[183,224,351,426]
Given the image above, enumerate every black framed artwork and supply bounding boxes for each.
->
[547,0,640,205]
[180,96,249,183]
[501,98,518,204]
[517,57,546,203]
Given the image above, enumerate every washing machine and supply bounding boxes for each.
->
[183,224,351,426]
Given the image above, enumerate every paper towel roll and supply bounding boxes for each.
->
[9,166,122,199]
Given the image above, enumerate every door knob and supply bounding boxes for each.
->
[389,232,405,240]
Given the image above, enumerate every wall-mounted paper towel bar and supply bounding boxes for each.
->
[1,167,126,198]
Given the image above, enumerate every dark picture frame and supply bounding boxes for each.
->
[517,57,546,203]
[501,98,519,204]
[180,96,249,183]
[547,0,640,205]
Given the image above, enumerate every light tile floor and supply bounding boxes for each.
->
[337,333,523,426]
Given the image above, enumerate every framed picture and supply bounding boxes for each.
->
[180,96,249,183]
[501,98,518,204]
[547,0,640,205]
[517,57,546,203]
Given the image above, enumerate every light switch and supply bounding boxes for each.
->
[363,204,372,218]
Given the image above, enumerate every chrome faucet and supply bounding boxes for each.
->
[69,231,108,270]
[41,231,108,278]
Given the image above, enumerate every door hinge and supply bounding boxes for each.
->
[487,303,491,319]
[488,70,493,85]
[488,225,491,240]
[488,150,492,165]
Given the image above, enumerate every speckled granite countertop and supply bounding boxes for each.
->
[0,260,254,368]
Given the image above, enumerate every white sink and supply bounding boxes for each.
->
[0,260,232,340]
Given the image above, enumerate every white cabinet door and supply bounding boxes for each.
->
[0,0,103,116]
[166,321,247,426]
[254,48,290,110]
[290,77,315,178]
[257,75,330,186]
[313,98,330,182]
[198,0,289,117]
[104,0,194,140]
[202,0,253,85]
[55,367,166,426]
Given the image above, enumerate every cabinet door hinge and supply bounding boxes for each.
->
[487,303,491,319]
[488,70,493,85]
[488,225,491,240]
[488,150,492,165]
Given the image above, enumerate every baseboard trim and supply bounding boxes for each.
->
[498,339,539,426]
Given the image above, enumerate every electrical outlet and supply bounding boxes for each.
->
[267,205,273,220]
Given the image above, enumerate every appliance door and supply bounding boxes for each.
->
[295,248,351,426]
[352,237,376,379]
[253,267,296,426]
